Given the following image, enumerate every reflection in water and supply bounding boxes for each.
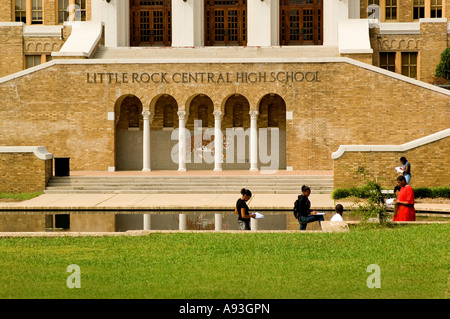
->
[0,211,447,232]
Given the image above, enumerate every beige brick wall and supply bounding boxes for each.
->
[0,61,449,172]
[23,36,65,55]
[0,25,71,78]
[420,22,448,84]
[43,0,57,25]
[86,0,91,21]
[399,0,413,22]
[333,137,450,188]
[370,21,448,84]
[0,25,24,78]
[0,0,13,22]
[361,0,450,21]
[0,152,52,193]
[0,0,91,25]
[340,53,373,65]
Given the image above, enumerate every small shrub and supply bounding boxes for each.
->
[413,187,433,198]
[334,186,450,199]
[430,187,450,199]
[351,166,388,224]
[332,188,351,200]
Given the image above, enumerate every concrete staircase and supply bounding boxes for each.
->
[44,175,334,194]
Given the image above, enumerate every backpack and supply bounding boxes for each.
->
[293,198,300,219]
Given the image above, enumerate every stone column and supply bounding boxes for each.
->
[215,213,223,231]
[171,0,203,46]
[143,214,151,230]
[25,0,32,25]
[179,213,187,231]
[142,110,152,172]
[69,0,76,21]
[251,218,258,231]
[249,110,259,171]
[177,111,187,172]
[247,0,278,46]
[213,111,223,172]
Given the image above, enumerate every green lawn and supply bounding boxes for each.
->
[0,192,43,201]
[0,224,448,299]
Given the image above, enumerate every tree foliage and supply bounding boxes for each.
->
[435,47,450,80]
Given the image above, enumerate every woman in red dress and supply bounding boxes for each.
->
[393,175,416,221]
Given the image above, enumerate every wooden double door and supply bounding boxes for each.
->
[129,0,323,47]
[130,0,171,46]
[280,0,323,45]
[205,0,247,46]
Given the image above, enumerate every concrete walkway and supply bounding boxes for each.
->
[1,193,449,213]
[0,193,332,211]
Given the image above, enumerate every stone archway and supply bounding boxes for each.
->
[258,94,287,170]
[186,94,215,130]
[222,94,251,170]
[115,95,143,170]
[184,94,215,170]
[150,94,179,170]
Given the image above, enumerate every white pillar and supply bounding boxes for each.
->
[249,110,259,171]
[143,214,151,230]
[91,0,130,47]
[215,213,223,231]
[323,0,349,46]
[179,213,187,231]
[251,218,258,231]
[142,110,152,172]
[171,0,203,47]
[213,111,223,172]
[247,0,278,46]
[177,111,187,172]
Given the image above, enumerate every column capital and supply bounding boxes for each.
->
[142,110,152,120]
[213,110,223,119]
[177,111,186,120]
[249,110,259,119]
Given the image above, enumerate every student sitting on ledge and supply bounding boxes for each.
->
[297,185,324,230]
[330,204,344,222]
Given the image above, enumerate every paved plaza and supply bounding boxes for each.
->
[1,192,448,214]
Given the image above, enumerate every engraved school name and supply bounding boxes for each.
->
[85,71,321,84]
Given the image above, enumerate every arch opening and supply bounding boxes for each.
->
[115,95,143,171]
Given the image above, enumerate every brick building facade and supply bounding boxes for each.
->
[0,1,449,188]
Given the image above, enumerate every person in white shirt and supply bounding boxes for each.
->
[330,204,344,222]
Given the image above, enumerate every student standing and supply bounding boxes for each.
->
[392,185,401,217]
[393,176,416,221]
[236,188,256,230]
[296,185,324,230]
[399,157,412,185]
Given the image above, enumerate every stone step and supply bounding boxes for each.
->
[43,189,331,195]
[48,179,333,184]
[50,175,333,180]
[45,185,334,191]
[46,185,334,191]
[48,180,333,185]
[45,175,334,194]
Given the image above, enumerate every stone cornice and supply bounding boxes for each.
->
[332,129,450,160]
[0,146,53,160]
